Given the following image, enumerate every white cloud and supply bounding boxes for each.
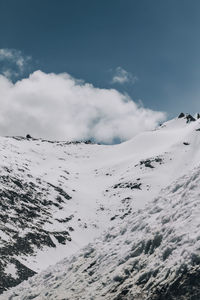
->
[0,48,31,79]
[0,70,166,144]
[112,67,138,85]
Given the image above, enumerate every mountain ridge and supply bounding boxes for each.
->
[0,114,199,298]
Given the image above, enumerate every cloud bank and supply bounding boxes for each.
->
[112,67,138,85]
[0,48,31,79]
[0,70,165,143]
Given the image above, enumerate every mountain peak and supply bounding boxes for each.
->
[178,112,196,122]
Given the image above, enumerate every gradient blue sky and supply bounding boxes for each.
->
[0,0,200,118]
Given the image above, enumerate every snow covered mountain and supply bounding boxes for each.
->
[0,113,200,299]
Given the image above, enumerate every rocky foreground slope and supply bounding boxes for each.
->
[0,113,200,298]
[2,165,200,300]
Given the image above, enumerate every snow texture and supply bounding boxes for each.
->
[0,114,200,299]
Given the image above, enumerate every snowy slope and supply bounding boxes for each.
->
[0,113,200,296]
[2,165,200,300]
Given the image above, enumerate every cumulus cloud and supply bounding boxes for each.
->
[0,48,31,79]
[0,70,165,143]
[112,67,138,85]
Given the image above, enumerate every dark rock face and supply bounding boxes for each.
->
[0,171,73,294]
[0,260,36,294]
[110,254,200,300]
[136,157,163,169]
[185,114,196,123]
[149,266,200,300]
[113,267,200,300]
[178,113,185,118]
[85,140,92,144]
[113,182,141,190]
[177,113,196,123]
[178,112,197,123]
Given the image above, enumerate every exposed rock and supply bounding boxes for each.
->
[178,112,185,118]
[185,114,196,123]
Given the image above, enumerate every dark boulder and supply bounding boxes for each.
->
[178,112,185,118]
[186,114,196,123]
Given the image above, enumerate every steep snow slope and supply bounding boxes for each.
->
[0,114,200,294]
[2,165,200,300]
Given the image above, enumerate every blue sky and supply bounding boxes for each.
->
[0,0,199,142]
